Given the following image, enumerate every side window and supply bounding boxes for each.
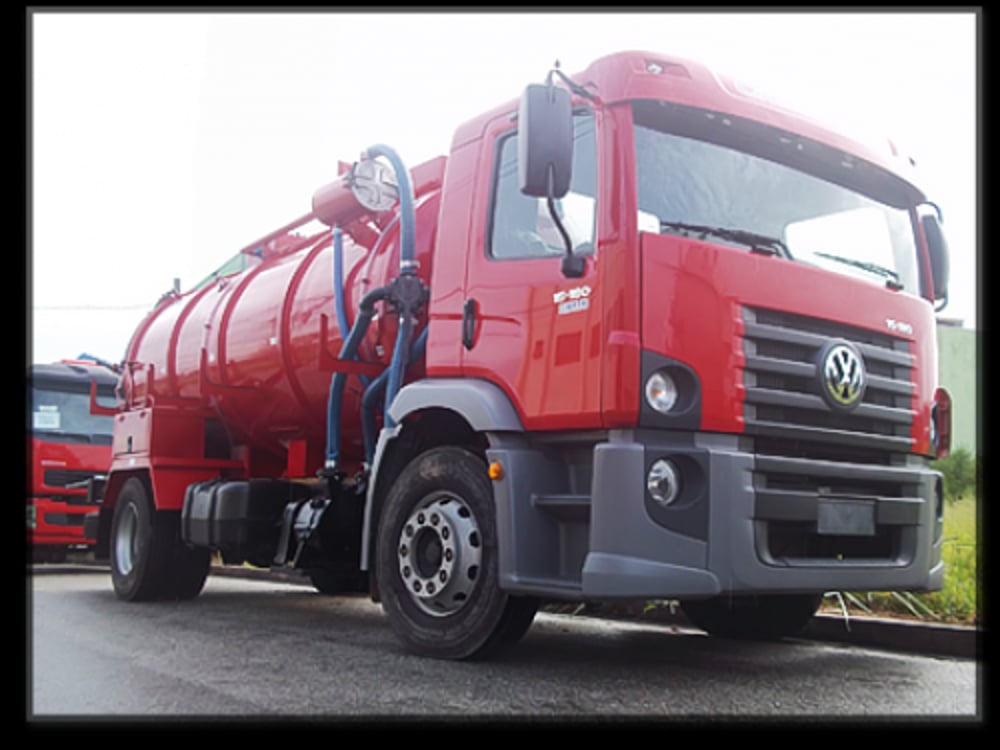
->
[489,111,597,260]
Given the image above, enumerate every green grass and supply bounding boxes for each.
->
[825,494,979,626]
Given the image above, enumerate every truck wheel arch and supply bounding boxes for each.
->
[91,469,150,559]
[361,379,524,581]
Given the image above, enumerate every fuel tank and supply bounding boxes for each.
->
[121,164,442,463]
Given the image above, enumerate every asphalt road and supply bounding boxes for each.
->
[27,567,981,720]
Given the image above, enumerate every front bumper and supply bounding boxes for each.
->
[580,429,944,599]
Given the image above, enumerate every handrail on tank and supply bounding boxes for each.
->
[316,313,386,378]
[236,211,317,258]
[123,361,156,410]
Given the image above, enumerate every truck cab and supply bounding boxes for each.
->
[28,361,118,563]
[382,50,951,647]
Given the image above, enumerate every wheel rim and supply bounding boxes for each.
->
[114,502,139,576]
[396,490,482,618]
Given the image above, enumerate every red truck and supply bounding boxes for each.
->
[85,50,952,659]
[28,359,118,563]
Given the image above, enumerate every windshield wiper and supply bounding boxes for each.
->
[660,221,789,257]
[813,252,903,291]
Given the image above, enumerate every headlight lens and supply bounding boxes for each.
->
[647,459,681,507]
[645,371,678,414]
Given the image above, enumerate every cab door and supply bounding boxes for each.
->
[461,110,602,431]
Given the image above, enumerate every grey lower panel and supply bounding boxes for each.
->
[581,434,719,598]
[492,429,943,600]
[582,554,720,598]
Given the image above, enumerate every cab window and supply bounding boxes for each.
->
[488,111,597,260]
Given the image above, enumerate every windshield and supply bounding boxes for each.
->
[632,103,920,294]
[29,382,115,445]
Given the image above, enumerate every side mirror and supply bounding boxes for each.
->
[920,209,950,306]
[517,83,573,199]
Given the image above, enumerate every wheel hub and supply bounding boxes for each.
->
[114,503,139,576]
[397,491,481,617]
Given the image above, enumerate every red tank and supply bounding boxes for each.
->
[120,158,443,466]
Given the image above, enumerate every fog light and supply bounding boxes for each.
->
[647,459,681,507]
[645,371,678,414]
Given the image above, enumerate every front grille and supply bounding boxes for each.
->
[43,513,87,527]
[742,306,922,567]
[742,306,914,456]
[43,469,100,488]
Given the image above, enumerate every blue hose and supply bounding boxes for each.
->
[361,326,427,464]
[324,145,420,474]
[365,145,416,274]
[363,145,418,431]
[332,226,350,346]
[332,226,370,388]
[325,287,389,470]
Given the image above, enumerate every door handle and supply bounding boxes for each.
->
[462,298,477,350]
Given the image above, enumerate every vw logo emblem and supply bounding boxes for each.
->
[820,342,866,410]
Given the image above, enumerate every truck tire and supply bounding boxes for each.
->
[680,593,823,641]
[111,477,169,601]
[165,535,211,601]
[110,477,210,602]
[375,446,538,660]
[307,568,368,596]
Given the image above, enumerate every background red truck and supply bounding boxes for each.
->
[85,50,952,660]
[28,358,118,563]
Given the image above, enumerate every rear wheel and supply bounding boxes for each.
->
[375,446,538,660]
[680,593,823,641]
[110,477,209,601]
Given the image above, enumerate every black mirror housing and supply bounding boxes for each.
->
[517,84,573,199]
[921,212,950,303]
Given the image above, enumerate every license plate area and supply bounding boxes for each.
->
[817,499,875,536]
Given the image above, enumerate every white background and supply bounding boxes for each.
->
[29,10,978,365]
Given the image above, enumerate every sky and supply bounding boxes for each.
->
[29,9,979,366]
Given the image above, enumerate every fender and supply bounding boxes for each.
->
[386,378,525,432]
[360,378,524,570]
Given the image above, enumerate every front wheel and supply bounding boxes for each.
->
[680,593,823,641]
[375,446,537,660]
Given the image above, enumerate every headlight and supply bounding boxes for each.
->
[647,459,681,507]
[645,371,678,414]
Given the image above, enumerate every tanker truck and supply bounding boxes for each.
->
[84,50,953,660]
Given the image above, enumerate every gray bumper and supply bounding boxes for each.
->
[580,430,944,599]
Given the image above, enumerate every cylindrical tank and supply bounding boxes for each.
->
[122,191,439,465]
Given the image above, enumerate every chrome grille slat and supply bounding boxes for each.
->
[749,421,913,452]
[741,306,915,455]
[42,469,100,488]
[745,387,915,424]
